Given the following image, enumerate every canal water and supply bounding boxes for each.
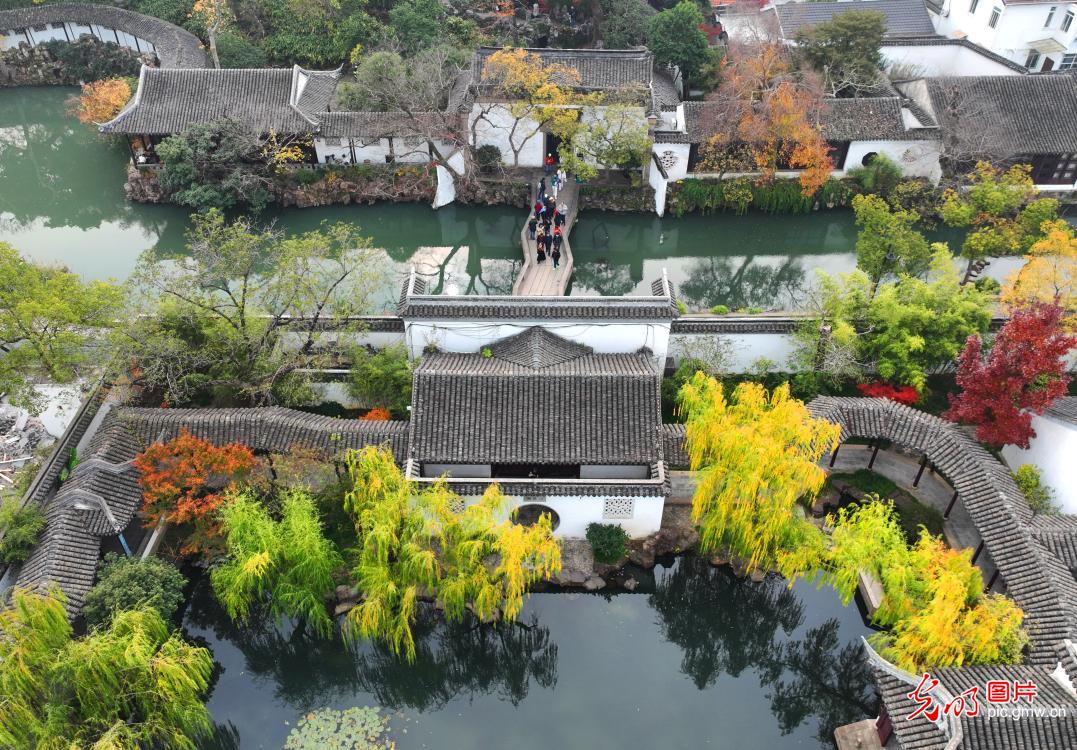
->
[2,85,944,313]
[185,555,875,750]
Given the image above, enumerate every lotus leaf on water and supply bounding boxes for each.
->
[283,706,394,749]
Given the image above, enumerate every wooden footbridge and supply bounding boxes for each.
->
[511,178,579,296]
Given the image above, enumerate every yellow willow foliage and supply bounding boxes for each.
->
[817,502,1028,671]
[1001,219,1077,329]
[342,448,561,661]
[0,588,212,750]
[677,373,840,571]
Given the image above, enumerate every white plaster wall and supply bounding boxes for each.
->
[466,494,666,538]
[1002,414,1077,513]
[423,463,492,478]
[669,331,798,373]
[278,328,406,353]
[579,465,650,480]
[838,140,943,183]
[405,320,672,364]
[649,162,668,217]
[309,381,363,409]
[470,104,546,167]
[27,24,67,44]
[881,43,1024,76]
[935,0,1077,66]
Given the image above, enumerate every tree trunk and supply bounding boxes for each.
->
[208,27,221,69]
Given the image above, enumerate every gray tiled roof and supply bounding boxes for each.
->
[101,65,341,135]
[0,3,208,68]
[808,397,1077,664]
[1045,397,1077,426]
[319,111,448,139]
[398,272,678,320]
[774,0,937,38]
[868,640,1077,750]
[674,97,935,146]
[16,406,407,617]
[471,46,654,92]
[922,75,1077,154]
[1029,515,1077,571]
[662,423,689,468]
[410,327,662,466]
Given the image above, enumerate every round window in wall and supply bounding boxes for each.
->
[861,151,879,167]
[513,503,560,531]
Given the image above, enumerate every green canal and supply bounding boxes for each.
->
[1,85,892,312]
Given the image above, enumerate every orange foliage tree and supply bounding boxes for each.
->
[134,428,256,555]
[697,42,832,195]
[360,406,392,421]
[73,78,132,125]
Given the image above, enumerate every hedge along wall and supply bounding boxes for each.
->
[668,177,858,217]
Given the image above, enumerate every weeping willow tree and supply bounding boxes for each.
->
[211,488,343,638]
[805,500,1027,671]
[0,588,213,750]
[677,373,840,572]
[343,446,562,662]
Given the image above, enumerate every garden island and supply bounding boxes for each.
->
[1,1,1076,748]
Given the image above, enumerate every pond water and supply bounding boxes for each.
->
[3,86,1014,313]
[183,555,875,750]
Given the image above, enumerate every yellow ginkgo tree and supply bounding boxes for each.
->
[677,372,841,573]
[1001,218,1076,329]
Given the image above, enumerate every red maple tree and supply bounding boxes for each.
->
[856,381,920,406]
[134,428,257,555]
[945,303,1075,448]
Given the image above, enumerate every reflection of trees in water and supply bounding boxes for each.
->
[650,555,805,687]
[200,722,241,750]
[350,608,557,710]
[759,621,877,746]
[571,260,638,296]
[677,256,806,311]
[184,579,556,712]
[649,556,874,743]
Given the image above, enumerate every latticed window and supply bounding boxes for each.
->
[1029,153,1077,185]
[602,498,635,520]
[1061,53,1077,70]
[989,6,1001,26]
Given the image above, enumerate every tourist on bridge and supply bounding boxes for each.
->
[536,229,547,263]
[557,167,567,187]
[542,230,553,258]
[528,216,537,240]
[538,176,546,198]
[552,243,562,269]
[534,199,545,218]
[551,172,561,198]
[544,153,555,174]
[552,227,563,260]
[554,205,566,228]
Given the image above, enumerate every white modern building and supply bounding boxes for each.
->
[932,0,1077,71]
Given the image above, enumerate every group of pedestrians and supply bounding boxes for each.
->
[529,178,568,268]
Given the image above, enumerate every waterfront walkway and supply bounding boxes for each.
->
[512,178,579,296]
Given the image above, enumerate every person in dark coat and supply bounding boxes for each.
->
[538,176,546,198]
[551,230,563,268]
[542,217,552,236]
[536,229,546,262]
[527,217,537,240]
[543,231,553,257]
